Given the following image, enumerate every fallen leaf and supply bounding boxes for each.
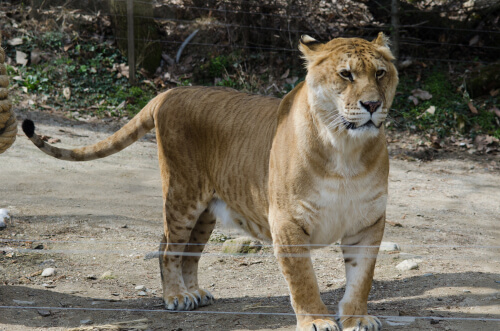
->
[7,37,23,46]
[280,68,290,80]
[63,87,71,100]
[469,34,480,46]
[16,51,28,66]
[285,76,298,85]
[411,88,432,100]
[490,89,499,97]
[467,101,478,114]
[408,96,419,106]
[116,101,126,110]
[426,105,436,115]
[494,108,500,119]
[64,43,74,52]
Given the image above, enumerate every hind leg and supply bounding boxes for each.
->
[181,209,216,307]
[159,195,207,311]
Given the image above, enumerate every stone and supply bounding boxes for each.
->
[137,291,147,296]
[222,237,262,255]
[80,319,93,325]
[380,242,401,252]
[135,285,146,290]
[13,299,34,305]
[41,268,56,277]
[37,310,51,317]
[396,259,419,271]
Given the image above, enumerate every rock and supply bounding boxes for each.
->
[0,208,10,230]
[13,299,34,305]
[80,319,93,325]
[380,242,401,252]
[37,310,51,317]
[135,285,146,290]
[396,259,419,271]
[137,291,147,296]
[41,268,56,277]
[222,237,262,254]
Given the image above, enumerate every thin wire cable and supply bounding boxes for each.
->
[0,305,499,322]
[2,247,499,260]
[2,238,500,249]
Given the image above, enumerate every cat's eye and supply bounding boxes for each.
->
[339,70,353,81]
[376,69,386,78]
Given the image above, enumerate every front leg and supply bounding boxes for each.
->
[339,215,385,331]
[272,217,340,331]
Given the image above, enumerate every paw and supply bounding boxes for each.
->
[164,289,214,311]
[298,319,340,331]
[196,289,215,307]
[341,316,382,331]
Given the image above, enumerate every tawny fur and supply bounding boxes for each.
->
[24,33,398,331]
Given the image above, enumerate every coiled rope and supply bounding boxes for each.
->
[0,31,17,154]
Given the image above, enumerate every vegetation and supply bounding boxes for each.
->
[6,31,156,118]
[392,70,500,139]
[1,1,498,143]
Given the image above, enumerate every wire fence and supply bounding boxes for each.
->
[16,0,498,85]
[1,1,500,328]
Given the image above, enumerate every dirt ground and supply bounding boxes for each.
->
[1,109,499,331]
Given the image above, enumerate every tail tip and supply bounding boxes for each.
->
[22,119,35,138]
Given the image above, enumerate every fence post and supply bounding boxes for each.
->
[127,0,136,85]
[391,0,400,63]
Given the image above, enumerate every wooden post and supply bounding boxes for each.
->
[127,0,136,85]
[391,0,400,62]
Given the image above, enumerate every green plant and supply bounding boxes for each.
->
[392,69,499,139]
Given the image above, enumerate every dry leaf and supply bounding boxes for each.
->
[16,51,28,66]
[280,68,290,80]
[469,34,480,46]
[116,101,126,110]
[490,89,499,97]
[426,105,436,115]
[48,138,61,144]
[7,37,23,46]
[411,89,432,100]
[467,101,478,114]
[285,76,298,85]
[63,87,71,100]
[408,96,419,106]
[493,107,500,119]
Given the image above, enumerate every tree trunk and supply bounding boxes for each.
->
[390,0,400,62]
[109,0,161,75]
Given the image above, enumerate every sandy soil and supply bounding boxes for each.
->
[1,110,499,331]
